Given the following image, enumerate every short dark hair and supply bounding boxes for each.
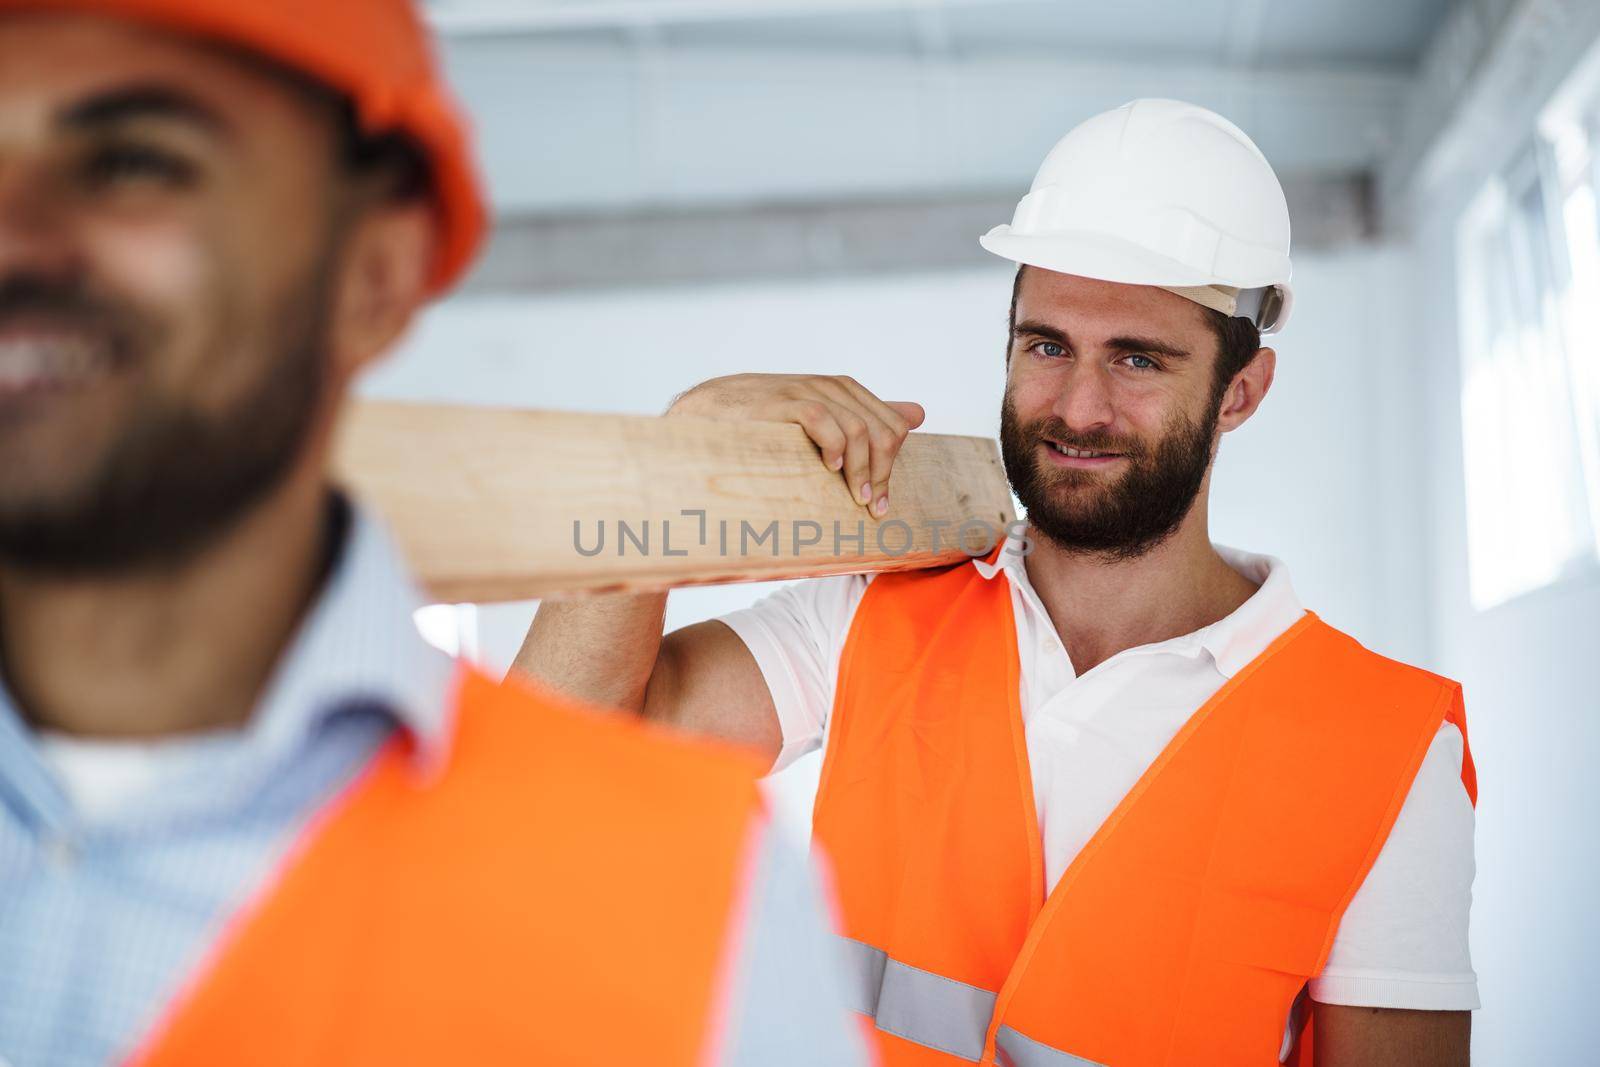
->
[329,96,433,202]
[1201,306,1262,402]
[1007,265,1261,401]
[215,39,433,203]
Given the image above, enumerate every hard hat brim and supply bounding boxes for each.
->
[981,226,1226,288]
[979,225,1293,333]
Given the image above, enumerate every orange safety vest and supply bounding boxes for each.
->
[127,664,766,1067]
[813,553,1477,1067]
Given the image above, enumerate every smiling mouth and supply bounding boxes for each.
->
[1044,440,1122,460]
[0,332,120,396]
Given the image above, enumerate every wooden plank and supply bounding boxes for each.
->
[333,401,1016,603]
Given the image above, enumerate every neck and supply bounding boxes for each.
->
[1021,488,1259,676]
[0,467,336,740]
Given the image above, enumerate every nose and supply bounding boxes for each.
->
[1051,362,1116,435]
[0,161,81,283]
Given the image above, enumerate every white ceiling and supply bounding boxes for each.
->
[427,0,1454,67]
[420,0,1468,286]
[408,1,1600,291]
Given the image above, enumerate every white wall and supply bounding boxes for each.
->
[1376,12,1600,1056]
[1412,177,1600,1065]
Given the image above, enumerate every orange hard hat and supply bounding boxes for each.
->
[0,0,487,294]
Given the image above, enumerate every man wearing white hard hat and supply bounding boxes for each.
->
[517,99,1476,1067]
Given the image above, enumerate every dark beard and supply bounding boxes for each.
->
[999,392,1218,562]
[0,270,331,577]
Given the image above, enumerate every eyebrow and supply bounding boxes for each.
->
[1013,319,1191,361]
[1106,335,1191,361]
[61,84,230,138]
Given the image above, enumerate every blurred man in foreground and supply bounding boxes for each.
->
[0,3,865,1065]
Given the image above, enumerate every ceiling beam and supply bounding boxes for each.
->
[440,38,1410,216]
[1379,0,1600,225]
[428,0,1013,35]
[460,174,1373,295]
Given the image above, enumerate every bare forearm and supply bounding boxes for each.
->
[511,591,668,713]
[1315,1005,1470,1067]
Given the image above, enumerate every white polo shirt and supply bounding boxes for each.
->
[719,533,1478,1020]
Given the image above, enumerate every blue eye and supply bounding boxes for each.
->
[1034,342,1064,358]
[1126,354,1157,370]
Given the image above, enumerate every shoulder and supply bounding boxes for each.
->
[1300,617,1463,704]
[715,574,874,682]
[757,571,875,627]
[853,555,1000,624]
[1272,619,1476,802]
[728,556,987,639]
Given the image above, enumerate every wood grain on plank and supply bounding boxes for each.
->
[334,401,1016,602]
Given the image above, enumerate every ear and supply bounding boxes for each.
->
[326,201,436,382]
[1216,346,1276,433]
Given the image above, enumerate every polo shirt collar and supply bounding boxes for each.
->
[973,525,1306,678]
[1200,545,1307,677]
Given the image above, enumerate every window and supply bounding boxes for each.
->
[1456,74,1600,611]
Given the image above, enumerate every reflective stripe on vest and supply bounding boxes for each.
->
[838,936,995,1061]
[839,936,1105,1066]
[994,1026,1105,1067]
[813,554,1477,1067]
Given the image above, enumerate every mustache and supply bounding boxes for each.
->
[0,274,133,336]
[1026,417,1143,458]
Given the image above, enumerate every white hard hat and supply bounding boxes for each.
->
[980,98,1294,334]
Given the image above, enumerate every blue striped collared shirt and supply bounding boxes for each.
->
[0,497,864,1067]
